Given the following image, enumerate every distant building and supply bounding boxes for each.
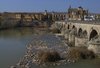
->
[0,11,66,23]
[88,13,100,21]
[67,6,88,21]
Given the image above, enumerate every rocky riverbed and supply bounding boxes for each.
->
[10,34,96,68]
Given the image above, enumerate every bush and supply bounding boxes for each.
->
[66,47,95,62]
[37,50,61,63]
[80,48,95,59]
[67,41,75,47]
[50,28,61,33]
[67,47,81,61]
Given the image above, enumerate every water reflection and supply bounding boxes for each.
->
[0,27,35,38]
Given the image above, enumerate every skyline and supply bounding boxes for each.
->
[0,0,100,13]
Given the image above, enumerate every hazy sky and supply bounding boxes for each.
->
[0,0,99,13]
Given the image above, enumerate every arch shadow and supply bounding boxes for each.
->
[78,28,83,37]
[89,29,98,40]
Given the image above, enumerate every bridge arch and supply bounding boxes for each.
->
[78,28,83,37]
[67,24,70,29]
[89,29,98,40]
[72,25,77,35]
[72,25,75,29]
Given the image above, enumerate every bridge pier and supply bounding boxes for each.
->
[75,37,88,47]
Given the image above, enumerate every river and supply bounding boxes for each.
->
[0,28,35,68]
[0,28,100,68]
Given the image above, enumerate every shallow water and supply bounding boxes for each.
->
[31,58,100,68]
[0,28,35,68]
[0,28,100,68]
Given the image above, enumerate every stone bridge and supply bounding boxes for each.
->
[55,21,100,54]
[65,21,100,41]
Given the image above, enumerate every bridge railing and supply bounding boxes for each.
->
[66,20,100,25]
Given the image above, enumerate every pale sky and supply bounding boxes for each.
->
[0,0,100,13]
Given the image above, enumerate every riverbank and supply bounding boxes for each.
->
[10,33,98,68]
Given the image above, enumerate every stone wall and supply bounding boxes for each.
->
[0,12,66,29]
[75,37,88,47]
